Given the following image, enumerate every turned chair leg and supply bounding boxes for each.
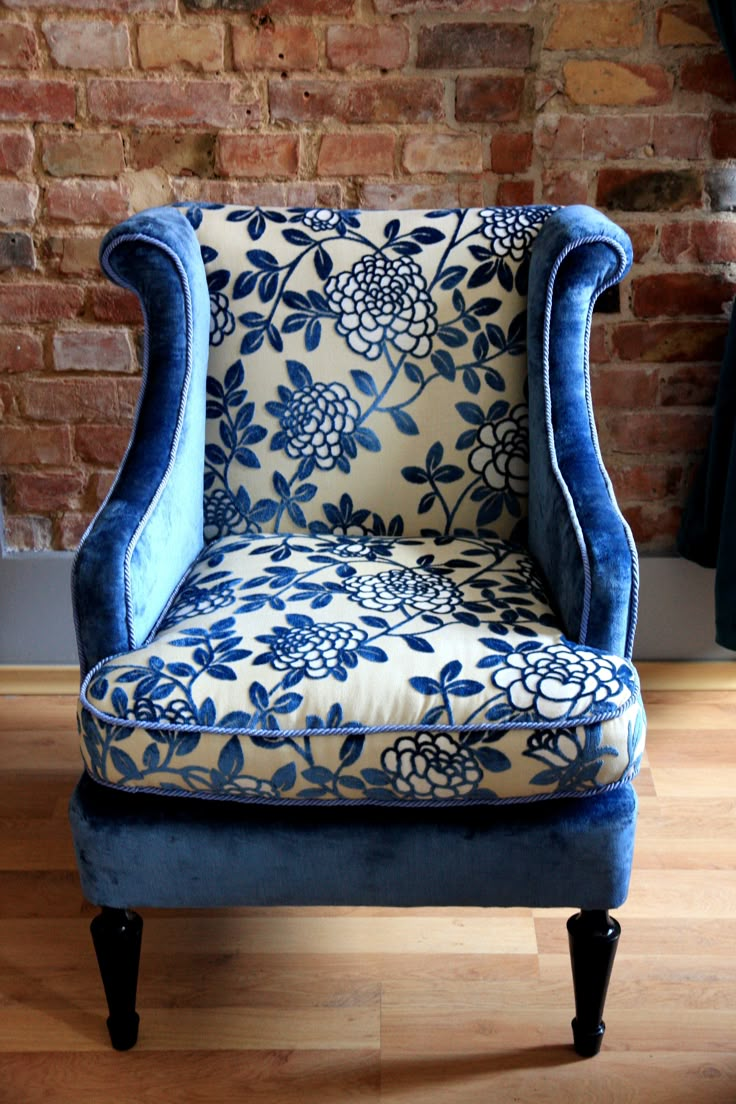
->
[567,908,620,1058]
[90,906,143,1050]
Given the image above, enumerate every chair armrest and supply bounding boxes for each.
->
[72,206,210,675]
[527,206,637,658]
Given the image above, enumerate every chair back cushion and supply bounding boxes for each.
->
[181,204,557,543]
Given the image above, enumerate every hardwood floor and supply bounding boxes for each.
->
[1,677,735,1102]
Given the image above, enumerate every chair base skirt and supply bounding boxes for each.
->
[69,773,637,911]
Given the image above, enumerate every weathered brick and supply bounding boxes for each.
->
[706,168,736,212]
[612,321,728,363]
[632,273,736,318]
[43,19,130,69]
[583,115,651,160]
[53,328,133,373]
[652,114,707,159]
[360,181,460,209]
[711,114,736,159]
[564,61,672,106]
[327,24,409,70]
[681,54,736,102]
[658,3,718,45]
[402,133,481,175]
[610,462,684,502]
[3,515,53,552]
[535,114,584,159]
[116,376,142,421]
[270,78,445,125]
[56,234,104,275]
[659,363,720,407]
[42,132,124,177]
[233,25,319,71]
[138,23,224,72]
[88,79,258,128]
[590,364,660,410]
[184,0,352,10]
[55,511,91,550]
[0,283,84,323]
[46,179,129,224]
[491,132,532,174]
[547,2,642,49]
[88,469,115,503]
[497,179,535,206]
[0,425,72,466]
[0,80,75,122]
[88,285,143,324]
[0,330,44,374]
[417,22,531,69]
[217,134,299,178]
[319,132,395,176]
[618,221,657,263]
[0,23,38,68]
[0,181,38,225]
[622,503,686,550]
[131,130,215,176]
[4,0,174,11]
[0,231,35,270]
[0,129,34,173]
[375,0,532,10]
[605,410,711,453]
[124,167,174,212]
[660,221,736,264]
[456,76,525,123]
[8,470,86,513]
[542,168,588,205]
[597,169,701,212]
[74,424,132,463]
[285,181,343,207]
[18,378,119,422]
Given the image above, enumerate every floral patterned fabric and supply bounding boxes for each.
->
[179,204,558,544]
[79,533,645,806]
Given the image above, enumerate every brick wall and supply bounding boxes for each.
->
[0,0,734,553]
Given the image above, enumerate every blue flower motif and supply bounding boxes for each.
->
[479,206,558,261]
[302,209,342,233]
[381,731,483,799]
[325,252,437,360]
[210,290,235,347]
[470,403,529,496]
[276,380,360,471]
[492,644,628,722]
[344,568,462,614]
[256,615,368,680]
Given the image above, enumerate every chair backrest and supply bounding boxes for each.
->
[182,204,558,544]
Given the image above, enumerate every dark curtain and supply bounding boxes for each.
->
[677,0,736,648]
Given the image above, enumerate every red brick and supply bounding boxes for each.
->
[88,79,258,128]
[57,235,105,275]
[659,363,720,407]
[116,376,142,421]
[711,114,736,159]
[589,320,608,364]
[375,0,532,10]
[547,2,642,49]
[491,132,532,174]
[605,410,711,453]
[4,0,174,10]
[88,286,143,325]
[56,512,91,550]
[497,180,535,206]
[216,134,299,179]
[632,273,736,317]
[18,378,119,422]
[74,424,131,463]
[456,76,525,123]
[46,180,129,224]
[53,328,133,373]
[542,168,588,205]
[660,221,736,264]
[610,462,684,501]
[88,469,115,503]
[621,503,682,551]
[138,23,224,72]
[401,133,481,175]
[233,25,319,71]
[360,181,460,209]
[597,168,701,212]
[583,115,651,159]
[681,54,736,102]
[0,284,84,323]
[3,515,52,552]
[0,425,72,466]
[269,78,445,125]
[612,321,728,363]
[618,221,657,263]
[131,131,215,176]
[43,19,130,69]
[535,114,584,159]
[0,80,76,122]
[658,3,718,45]
[249,0,352,10]
[590,365,659,408]
[0,23,38,68]
[285,181,343,207]
[0,181,38,225]
[564,61,672,107]
[327,24,409,70]
[319,132,395,176]
[652,114,708,159]
[8,470,86,513]
[417,22,531,68]
[0,330,44,374]
[42,132,125,178]
[0,129,34,173]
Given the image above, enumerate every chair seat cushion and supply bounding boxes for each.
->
[79,534,645,806]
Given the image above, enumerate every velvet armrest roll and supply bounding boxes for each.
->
[72,207,210,675]
[527,206,637,658]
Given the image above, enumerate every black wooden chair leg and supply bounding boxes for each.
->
[90,906,143,1050]
[567,908,620,1058]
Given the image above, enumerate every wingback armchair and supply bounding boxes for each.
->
[69,202,644,1057]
